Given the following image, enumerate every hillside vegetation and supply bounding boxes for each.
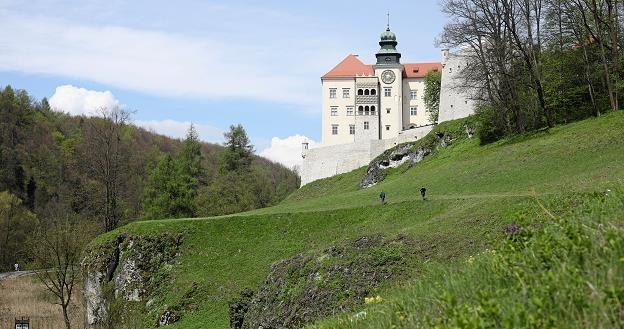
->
[87,111,624,328]
[0,86,299,271]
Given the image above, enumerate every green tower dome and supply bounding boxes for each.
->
[376,26,401,65]
[380,27,396,41]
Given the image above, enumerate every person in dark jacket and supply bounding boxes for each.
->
[379,191,386,205]
[420,187,427,200]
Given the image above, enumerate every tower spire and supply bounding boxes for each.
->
[386,11,390,30]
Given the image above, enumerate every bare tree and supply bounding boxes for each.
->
[31,219,86,329]
[575,0,620,111]
[82,107,131,232]
[502,0,554,127]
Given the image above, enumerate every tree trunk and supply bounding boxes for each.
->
[62,303,71,329]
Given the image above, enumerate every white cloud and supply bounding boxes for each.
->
[0,10,339,111]
[49,85,121,116]
[259,135,317,170]
[134,119,223,143]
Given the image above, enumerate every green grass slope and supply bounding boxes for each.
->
[93,111,624,328]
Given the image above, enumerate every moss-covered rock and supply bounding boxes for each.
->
[234,234,434,329]
[82,232,183,328]
[360,117,478,188]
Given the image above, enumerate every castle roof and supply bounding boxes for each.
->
[322,54,374,79]
[403,63,443,78]
[322,55,442,79]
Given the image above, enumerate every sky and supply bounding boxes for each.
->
[0,0,448,169]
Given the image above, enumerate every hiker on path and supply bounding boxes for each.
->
[420,187,427,200]
[14,263,19,271]
[379,191,386,205]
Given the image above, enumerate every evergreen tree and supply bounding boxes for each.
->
[142,154,196,219]
[219,124,254,173]
[179,124,205,187]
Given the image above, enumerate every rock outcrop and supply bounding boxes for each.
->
[82,233,183,328]
[230,234,434,329]
[360,119,477,188]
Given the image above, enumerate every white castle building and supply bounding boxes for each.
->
[300,26,474,186]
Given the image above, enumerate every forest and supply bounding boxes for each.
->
[439,0,622,142]
[0,85,300,271]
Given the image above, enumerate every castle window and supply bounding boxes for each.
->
[386,125,391,131]
[364,121,369,130]
[384,87,392,97]
[332,124,338,135]
[358,89,364,95]
[410,106,417,116]
[330,106,338,116]
[364,106,370,115]
[330,88,337,98]
[410,90,418,100]
[364,89,370,96]
[386,108,391,114]
[349,125,355,135]
[343,88,350,98]
[371,106,376,115]
[347,106,354,116]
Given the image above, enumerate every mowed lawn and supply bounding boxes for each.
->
[95,111,624,328]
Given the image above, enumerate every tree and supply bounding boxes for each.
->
[31,217,86,329]
[179,124,205,187]
[142,154,196,219]
[0,191,37,271]
[219,124,254,173]
[82,106,131,232]
[423,70,442,123]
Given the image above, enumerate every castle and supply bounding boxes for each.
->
[300,26,474,186]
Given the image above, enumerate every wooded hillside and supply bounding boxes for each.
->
[0,85,299,271]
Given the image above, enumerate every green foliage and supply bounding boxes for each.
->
[87,112,624,328]
[423,70,442,123]
[179,124,205,186]
[312,189,624,329]
[219,124,254,173]
[195,171,255,216]
[142,154,196,219]
[0,191,38,270]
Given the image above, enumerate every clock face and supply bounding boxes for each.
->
[381,70,396,84]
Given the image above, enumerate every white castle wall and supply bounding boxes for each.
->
[438,50,476,123]
[300,125,433,186]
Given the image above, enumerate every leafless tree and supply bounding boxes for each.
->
[82,106,131,232]
[31,219,86,329]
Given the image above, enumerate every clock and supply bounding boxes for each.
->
[381,70,396,84]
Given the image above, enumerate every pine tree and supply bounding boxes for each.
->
[219,124,254,173]
[142,154,195,219]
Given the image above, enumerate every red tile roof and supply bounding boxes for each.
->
[403,63,443,78]
[322,55,442,79]
[322,54,374,78]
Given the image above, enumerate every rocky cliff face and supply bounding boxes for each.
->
[360,121,476,188]
[82,233,183,328]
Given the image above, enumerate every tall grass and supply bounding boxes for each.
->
[311,188,624,328]
[0,275,85,329]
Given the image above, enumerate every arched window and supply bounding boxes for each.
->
[364,89,370,96]
[358,89,364,95]
[365,106,370,115]
[358,106,364,115]
[371,106,376,115]
[371,89,377,96]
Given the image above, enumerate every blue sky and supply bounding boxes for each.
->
[0,0,448,168]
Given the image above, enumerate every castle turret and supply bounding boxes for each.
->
[375,27,401,65]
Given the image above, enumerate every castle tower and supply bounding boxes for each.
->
[374,25,403,139]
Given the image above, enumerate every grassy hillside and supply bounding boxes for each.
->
[91,111,624,328]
